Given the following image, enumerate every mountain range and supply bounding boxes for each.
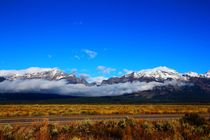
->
[0,66,209,103]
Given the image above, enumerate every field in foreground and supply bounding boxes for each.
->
[0,104,209,118]
[0,114,209,140]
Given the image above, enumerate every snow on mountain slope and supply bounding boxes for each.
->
[0,67,209,84]
[204,70,210,78]
[184,72,201,78]
[99,66,210,85]
[129,66,184,80]
[0,67,68,80]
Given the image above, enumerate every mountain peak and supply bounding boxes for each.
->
[184,72,200,78]
[25,67,60,73]
[0,67,68,80]
[152,66,176,72]
[0,67,62,76]
[133,66,181,80]
[204,70,210,78]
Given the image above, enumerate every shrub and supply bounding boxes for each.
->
[118,119,126,129]
[198,124,210,135]
[141,122,150,129]
[194,126,204,134]
[181,113,206,126]
[125,117,136,127]
[48,124,59,137]
[80,110,98,115]
[77,121,92,134]
[31,111,45,116]
[2,124,14,139]
[24,129,35,140]
[162,122,173,132]
[155,122,163,131]
[61,125,74,133]
[48,111,58,115]
[141,121,154,134]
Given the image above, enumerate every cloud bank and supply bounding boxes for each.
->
[0,79,188,97]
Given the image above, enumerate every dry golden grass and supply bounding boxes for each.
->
[0,115,209,140]
[0,104,209,117]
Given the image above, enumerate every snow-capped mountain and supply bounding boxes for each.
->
[204,70,210,78]
[102,66,187,85]
[0,67,65,80]
[0,66,209,84]
[0,66,209,102]
[127,66,183,80]
[0,67,87,84]
[183,72,201,78]
[100,66,210,86]
[101,67,210,102]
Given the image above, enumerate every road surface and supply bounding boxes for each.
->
[0,114,209,125]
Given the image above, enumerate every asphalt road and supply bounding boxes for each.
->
[0,114,209,125]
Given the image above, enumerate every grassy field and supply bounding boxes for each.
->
[0,105,209,139]
[0,104,209,117]
[0,114,209,140]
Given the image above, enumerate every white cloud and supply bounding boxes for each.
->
[97,66,116,74]
[82,49,98,59]
[0,79,189,97]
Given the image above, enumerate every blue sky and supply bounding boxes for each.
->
[0,0,210,77]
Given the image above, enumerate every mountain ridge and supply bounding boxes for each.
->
[0,66,209,84]
[0,66,209,102]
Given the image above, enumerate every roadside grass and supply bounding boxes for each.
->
[0,113,209,140]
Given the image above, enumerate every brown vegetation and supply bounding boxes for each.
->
[0,105,209,118]
[0,114,209,140]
